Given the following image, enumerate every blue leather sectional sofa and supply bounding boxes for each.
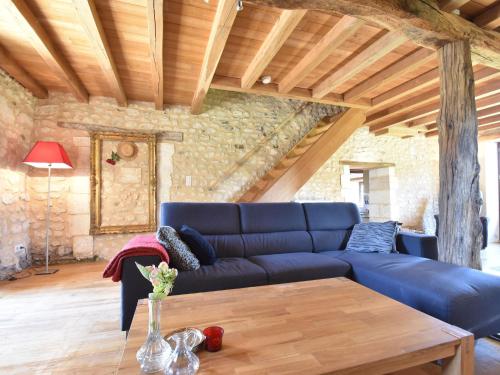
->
[121,202,500,339]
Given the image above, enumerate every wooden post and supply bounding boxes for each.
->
[437,40,483,270]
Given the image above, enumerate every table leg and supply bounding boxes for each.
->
[442,336,474,375]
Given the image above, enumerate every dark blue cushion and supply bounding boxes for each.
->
[303,202,360,252]
[396,232,438,260]
[160,203,241,234]
[242,231,313,257]
[239,202,307,233]
[322,251,500,338]
[171,258,267,295]
[248,252,351,284]
[179,225,217,265]
[203,234,245,258]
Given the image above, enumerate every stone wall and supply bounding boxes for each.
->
[296,127,440,230]
[0,71,36,279]
[29,91,339,260]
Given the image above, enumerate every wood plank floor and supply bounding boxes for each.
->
[0,261,499,374]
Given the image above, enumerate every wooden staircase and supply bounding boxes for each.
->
[238,108,366,202]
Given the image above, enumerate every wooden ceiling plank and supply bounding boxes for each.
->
[439,0,469,12]
[367,67,500,126]
[72,0,127,106]
[474,3,500,30]
[344,48,435,101]
[427,114,500,133]
[313,31,407,98]
[0,44,48,99]
[211,75,371,109]
[4,0,88,102]
[244,0,500,70]
[147,0,164,110]
[191,0,238,114]
[278,15,364,94]
[241,9,307,89]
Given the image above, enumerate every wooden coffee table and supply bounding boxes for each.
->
[118,278,474,374]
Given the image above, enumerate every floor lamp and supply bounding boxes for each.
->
[23,141,73,275]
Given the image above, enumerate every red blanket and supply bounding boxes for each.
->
[103,234,169,282]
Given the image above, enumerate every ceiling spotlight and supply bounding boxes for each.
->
[261,75,272,85]
[236,0,243,11]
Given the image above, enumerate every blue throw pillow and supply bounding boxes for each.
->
[345,221,398,254]
[179,225,217,265]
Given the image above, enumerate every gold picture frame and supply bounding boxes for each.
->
[90,132,157,235]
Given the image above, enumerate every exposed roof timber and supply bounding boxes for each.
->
[313,31,407,98]
[367,67,500,128]
[369,81,500,132]
[278,15,364,94]
[147,0,164,110]
[0,44,48,99]
[426,115,500,137]
[479,131,500,142]
[241,9,307,89]
[407,104,500,128]
[244,0,500,70]
[439,0,469,12]
[211,75,371,109]
[344,48,436,102]
[191,0,238,114]
[3,0,88,102]
[474,3,500,30]
[427,113,500,131]
[72,0,126,106]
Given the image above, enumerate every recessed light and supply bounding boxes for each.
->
[261,75,272,85]
[236,0,243,11]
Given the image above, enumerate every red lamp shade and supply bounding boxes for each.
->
[23,141,73,169]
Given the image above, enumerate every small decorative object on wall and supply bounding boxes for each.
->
[90,132,157,234]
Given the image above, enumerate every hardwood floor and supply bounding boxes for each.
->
[0,261,499,374]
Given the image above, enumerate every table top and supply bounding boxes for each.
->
[118,277,472,374]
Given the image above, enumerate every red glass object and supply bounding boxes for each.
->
[23,141,73,169]
[203,326,224,352]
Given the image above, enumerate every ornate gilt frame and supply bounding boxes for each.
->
[90,132,157,235]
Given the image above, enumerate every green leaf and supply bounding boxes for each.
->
[135,262,150,281]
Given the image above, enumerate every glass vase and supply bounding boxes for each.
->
[136,294,172,373]
[164,331,200,375]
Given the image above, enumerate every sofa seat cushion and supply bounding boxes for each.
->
[171,258,267,295]
[322,251,500,338]
[248,252,351,284]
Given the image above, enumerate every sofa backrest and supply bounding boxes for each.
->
[239,202,313,257]
[160,202,244,258]
[303,202,361,252]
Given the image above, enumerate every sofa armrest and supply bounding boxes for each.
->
[120,255,162,331]
[396,232,438,260]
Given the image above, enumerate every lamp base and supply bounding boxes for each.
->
[35,268,59,275]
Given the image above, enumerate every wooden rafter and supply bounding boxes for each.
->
[72,0,126,106]
[4,0,88,102]
[0,44,48,99]
[147,0,164,110]
[439,0,468,12]
[344,48,435,101]
[244,0,500,70]
[474,3,500,30]
[241,9,307,89]
[211,75,371,109]
[313,31,406,98]
[427,113,500,131]
[191,0,238,114]
[278,15,364,94]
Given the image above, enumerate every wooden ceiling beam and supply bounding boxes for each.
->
[313,31,407,98]
[372,88,500,133]
[4,0,88,102]
[427,113,500,131]
[244,0,500,70]
[147,0,164,110]
[211,75,371,109]
[279,15,364,94]
[241,9,307,89]
[72,0,126,106]
[367,67,500,127]
[439,0,469,12]
[474,3,500,30]
[344,48,435,102]
[0,44,48,99]
[409,103,500,128]
[191,0,238,114]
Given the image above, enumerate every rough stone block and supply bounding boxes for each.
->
[72,235,94,260]
[69,214,90,236]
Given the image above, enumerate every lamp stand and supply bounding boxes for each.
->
[35,164,58,275]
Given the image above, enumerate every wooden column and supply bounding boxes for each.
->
[437,40,482,270]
